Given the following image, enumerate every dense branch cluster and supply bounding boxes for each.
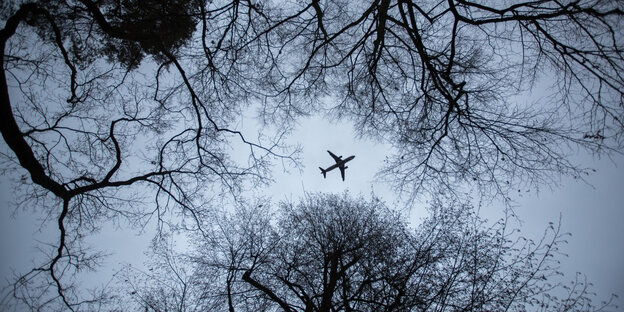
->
[262,0,624,199]
[122,193,616,311]
[1,0,297,309]
[1,0,622,310]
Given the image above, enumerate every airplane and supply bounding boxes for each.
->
[319,150,355,181]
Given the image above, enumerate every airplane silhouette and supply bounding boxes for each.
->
[319,150,355,181]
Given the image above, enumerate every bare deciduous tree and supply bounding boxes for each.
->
[265,0,624,200]
[2,0,623,310]
[1,1,297,310]
[129,193,616,311]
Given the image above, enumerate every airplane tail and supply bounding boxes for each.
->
[319,167,327,178]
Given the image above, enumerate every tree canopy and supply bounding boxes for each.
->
[1,0,623,310]
[266,0,624,198]
[121,193,615,311]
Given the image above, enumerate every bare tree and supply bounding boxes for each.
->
[138,193,614,311]
[3,0,624,310]
[0,1,297,310]
[263,0,624,200]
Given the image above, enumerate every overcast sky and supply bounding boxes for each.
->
[1,114,623,308]
[262,114,624,307]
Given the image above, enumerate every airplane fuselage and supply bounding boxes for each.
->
[322,155,354,172]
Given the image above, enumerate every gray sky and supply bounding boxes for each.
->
[1,1,622,310]
[263,114,624,307]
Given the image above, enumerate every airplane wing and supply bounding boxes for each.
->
[327,150,342,163]
[339,165,345,181]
